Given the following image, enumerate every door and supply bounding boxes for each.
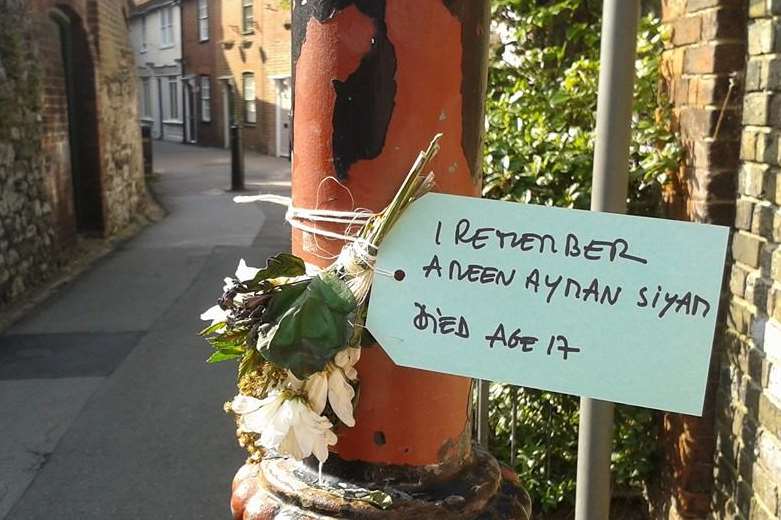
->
[51,7,104,235]
[275,77,291,158]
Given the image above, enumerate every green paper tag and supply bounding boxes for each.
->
[366,193,729,415]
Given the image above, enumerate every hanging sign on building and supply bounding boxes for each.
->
[366,193,729,415]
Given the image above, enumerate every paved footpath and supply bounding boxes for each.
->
[0,142,291,519]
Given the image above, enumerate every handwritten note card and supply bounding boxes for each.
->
[366,193,729,415]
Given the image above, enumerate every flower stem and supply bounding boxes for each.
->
[365,134,443,246]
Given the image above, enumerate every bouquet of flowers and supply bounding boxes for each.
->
[199,135,442,469]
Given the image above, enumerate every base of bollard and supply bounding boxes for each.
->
[231,448,531,520]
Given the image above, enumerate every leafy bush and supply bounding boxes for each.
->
[482,0,679,513]
[487,385,658,513]
[484,0,680,215]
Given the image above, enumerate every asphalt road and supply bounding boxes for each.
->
[0,142,291,519]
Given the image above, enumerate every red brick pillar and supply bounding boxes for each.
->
[658,0,746,518]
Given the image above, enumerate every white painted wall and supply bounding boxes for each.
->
[129,1,184,142]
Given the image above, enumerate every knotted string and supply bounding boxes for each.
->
[234,193,376,244]
[234,182,392,289]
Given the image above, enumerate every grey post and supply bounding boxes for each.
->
[574,1,640,519]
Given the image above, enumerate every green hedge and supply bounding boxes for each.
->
[483,0,679,513]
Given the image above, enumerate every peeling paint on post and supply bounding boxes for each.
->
[442,0,491,184]
[229,1,533,518]
[292,0,397,180]
[290,0,489,471]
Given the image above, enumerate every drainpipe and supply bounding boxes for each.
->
[157,76,164,139]
[175,1,185,144]
[230,2,531,518]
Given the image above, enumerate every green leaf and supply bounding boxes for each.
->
[258,272,357,378]
[207,349,243,363]
[262,280,310,322]
[549,90,568,107]
[250,253,306,285]
[208,337,245,349]
[199,320,226,336]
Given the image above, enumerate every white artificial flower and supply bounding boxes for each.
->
[221,259,258,293]
[327,366,356,427]
[231,392,337,463]
[334,347,360,380]
[303,347,361,427]
[200,304,230,326]
[304,372,328,416]
[235,259,260,282]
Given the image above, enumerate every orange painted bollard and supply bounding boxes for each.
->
[231,1,531,518]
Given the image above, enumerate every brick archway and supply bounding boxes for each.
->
[49,5,104,236]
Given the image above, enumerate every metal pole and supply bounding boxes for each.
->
[230,123,245,191]
[510,385,518,467]
[477,380,490,448]
[574,2,640,519]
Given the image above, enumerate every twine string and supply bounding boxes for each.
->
[233,193,377,245]
[233,183,392,279]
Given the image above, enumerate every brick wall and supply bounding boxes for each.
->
[178,0,290,153]
[0,0,57,304]
[659,0,747,518]
[0,0,147,306]
[39,14,79,247]
[257,0,291,156]
[713,1,781,518]
[215,0,291,155]
[90,0,147,234]
[182,0,223,148]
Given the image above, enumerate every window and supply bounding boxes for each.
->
[160,6,174,47]
[142,78,152,117]
[242,0,254,33]
[197,0,209,41]
[141,15,147,51]
[168,76,179,119]
[200,76,211,122]
[243,73,256,124]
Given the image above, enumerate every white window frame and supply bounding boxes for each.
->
[140,15,147,52]
[242,0,254,33]
[243,72,256,124]
[168,76,179,120]
[142,78,152,117]
[200,76,211,122]
[197,0,209,41]
[160,6,174,48]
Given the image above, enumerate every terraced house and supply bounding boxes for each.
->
[130,0,291,155]
[129,0,186,142]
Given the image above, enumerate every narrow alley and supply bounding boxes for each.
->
[0,143,290,519]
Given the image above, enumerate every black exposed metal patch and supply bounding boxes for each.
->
[331,28,396,179]
[292,0,397,180]
[443,0,490,184]
[442,0,466,20]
